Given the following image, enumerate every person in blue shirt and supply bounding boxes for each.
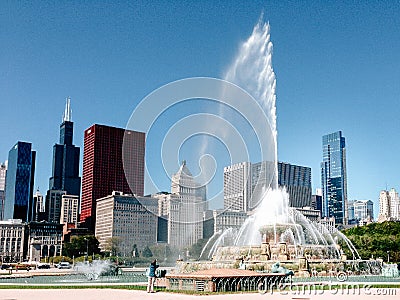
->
[147,259,159,293]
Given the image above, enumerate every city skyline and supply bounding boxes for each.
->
[1,1,400,218]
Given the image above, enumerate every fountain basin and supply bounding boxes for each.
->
[166,268,288,292]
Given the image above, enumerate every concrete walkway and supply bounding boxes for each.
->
[0,288,398,300]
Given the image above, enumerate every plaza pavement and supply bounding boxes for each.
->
[0,268,398,300]
[0,288,399,300]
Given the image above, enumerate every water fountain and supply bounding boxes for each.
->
[177,19,382,278]
[0,260,148,285]
[207,188,360,265]
[74,260,121,280]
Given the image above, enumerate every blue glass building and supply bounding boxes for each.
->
[321,131,348,225]
[4,141,36,221]
[48,98,81,196]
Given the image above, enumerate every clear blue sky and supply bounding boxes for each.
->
[1,1,399,218]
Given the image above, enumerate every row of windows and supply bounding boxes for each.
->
[0,230,23,237]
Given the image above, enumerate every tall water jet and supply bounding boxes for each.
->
[225,20,278,189]
[223,19,282,245]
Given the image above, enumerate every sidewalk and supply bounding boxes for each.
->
[0,288,398,300]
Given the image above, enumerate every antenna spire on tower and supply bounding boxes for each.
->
[63,97,72,122]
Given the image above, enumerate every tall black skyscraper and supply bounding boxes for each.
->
[49,98,81,196]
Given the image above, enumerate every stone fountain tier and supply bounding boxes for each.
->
[180,229,382,277]
[212,243,340,263]
[259,223,303,245]
[176,257,382,277]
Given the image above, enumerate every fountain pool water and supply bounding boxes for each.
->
[0,264,147,285]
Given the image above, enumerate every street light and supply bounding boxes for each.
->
[84,238,88,261]
[387,250,390,263]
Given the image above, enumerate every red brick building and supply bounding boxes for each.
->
[80,124,145,231]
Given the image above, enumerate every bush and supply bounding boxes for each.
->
[49,256,73,264]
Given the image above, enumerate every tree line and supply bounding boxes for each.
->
[342,221,400,263]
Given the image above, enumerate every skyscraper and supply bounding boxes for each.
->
[4,141,36,222]
[378,190,391,222]
[32,189,45,222]
[378,188,400,222]
[388,188,400,219]
[0,162,7,220]
[167,161,206,249]
[48,98,81,196]
[60,194,79,226]
[277,162,312,208]
[312,188,323,215]
[45,189,66,223]
[251,161,276,209]
[223,161,311,212]
[223,162,251,212]
[80,124,145,231]
[321,131,348,225]
[352,200,374,222]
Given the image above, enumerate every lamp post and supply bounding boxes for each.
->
[387,250,390,263]
[84,238,88,262]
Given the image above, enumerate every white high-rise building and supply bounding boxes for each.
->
[388,188,400,219]
[167,161,206,249]
[223,162,251,212]
[378,190,391,222]
[60,195,79,225]
[0,162,7,220]
[0,162,6,191]
[378,188,400,222]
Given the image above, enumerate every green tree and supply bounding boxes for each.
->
[149,244,173,261]
[342,221,400,262]
[104,237,122,256]
[142,245,153,257]
[189,238,209,259]
[132,244,139,257]
[63,235,100,258]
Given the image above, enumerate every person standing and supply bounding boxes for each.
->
[147,259,159,293]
